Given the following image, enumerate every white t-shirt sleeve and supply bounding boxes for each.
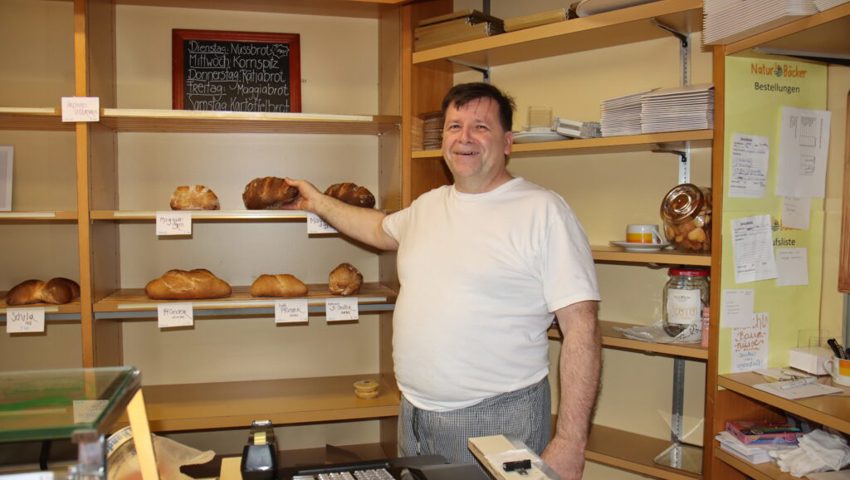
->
[541,201,600,312]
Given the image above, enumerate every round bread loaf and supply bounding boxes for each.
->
[6,277,81,305]
[250,274,308,298]
[328,263,363,296]
[144,268,232,300]
[324,183,375,208]
[170,185,220,210]
[242,177,299,209]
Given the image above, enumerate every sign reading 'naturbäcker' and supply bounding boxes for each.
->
[172,29,301,113]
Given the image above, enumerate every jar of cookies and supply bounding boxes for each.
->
[660,184,711,253]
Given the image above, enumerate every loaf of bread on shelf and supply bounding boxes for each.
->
[170,185,220,210]
[250,274,308,298]
[328,263,362,296]
[242,177,299,209]
[324,182,376,208]
[6,277,81,305]
[144,268,232,300]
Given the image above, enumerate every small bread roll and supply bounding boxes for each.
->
[170,185,220,210]
[250,274,308,298]
[6,277,81,305]
[324,183,376,208]
[243,177,299,209]
[145,269,232,300]
[328,263,362,296]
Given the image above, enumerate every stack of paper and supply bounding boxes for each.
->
[600,89,654,137]
[716,431,795,464]
[414,10,504,51]
[703,0,818,45]
[504,8,569,32]
[554,117,601,138]
[640,84,714,134]
[814,0,850,11]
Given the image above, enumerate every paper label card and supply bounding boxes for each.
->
[729,133,769,198]
[731,214,778,283]
[156,211,192,235]
[776,247,809,287]
[307,212,337,234]
[157,303,194,328]
[6,308,46,333]
[326,297,358,322]
[782,196,811,230]
[61,97,100,122]
[721,289,755,328]
[275,299,309,323]
[731,312,769,372]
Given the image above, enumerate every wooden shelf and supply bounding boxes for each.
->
[135,374,400,432]
[0,211,78,222]
[550,320,708,360]
[586,424,702,480]
[411,0,703,68]
[0,298,82,317]
[113,0,408,19]
[718,372,850,434]
[93,283,397,316]
[592,245,711,267]
[0,108,71,132]
[99,109,400,135]
[714,445,794,480]
[412,130,713,159]
[91,210,308,221]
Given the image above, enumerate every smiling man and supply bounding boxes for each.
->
[283,82,601,480]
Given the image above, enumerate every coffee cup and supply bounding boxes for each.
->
[626,224,663,244]
[823,357,850,386]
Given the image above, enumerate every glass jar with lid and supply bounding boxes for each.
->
[660,183,711,253]
[663,267,710,338]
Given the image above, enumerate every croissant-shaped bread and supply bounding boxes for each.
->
[328,263,363,296]
[250,274,308,298]
[5,277,81,305]
[170,185,220,210]
[145,269,232,300]
[243,177,299,209]
[324,183,376,208]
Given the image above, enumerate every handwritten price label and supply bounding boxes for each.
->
[156,212,192,236]
[6,308,46,333]
[306,213,337,234]
[61,96,100,122]
[274,299,309,324]
[157,303,194,328]
[325,298,359,322]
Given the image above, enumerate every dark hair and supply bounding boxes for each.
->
[441,82,516,132]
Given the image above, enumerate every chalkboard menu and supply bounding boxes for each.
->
[172,29,301,113]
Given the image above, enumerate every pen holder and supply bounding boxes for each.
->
[823,357,850,386]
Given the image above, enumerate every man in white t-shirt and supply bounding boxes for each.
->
[283,82,601,480]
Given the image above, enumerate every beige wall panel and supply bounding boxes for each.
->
[0,0,74,107]
[0,225,80,288]
[0,324,83,371]
[0,132,76,211]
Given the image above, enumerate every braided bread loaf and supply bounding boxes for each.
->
[6,278,81,305]
[324,183,375,208]
[243,177,299,209]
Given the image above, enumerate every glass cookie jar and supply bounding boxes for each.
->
[660,183,712,253]
[662,267,710,338]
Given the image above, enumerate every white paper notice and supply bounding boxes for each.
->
[782,196,811,230]
[156,211,192,235]
[275,299,309,324]
[732,215,778,283]
[729,133,769,198]
[6,307,46,333]
[731,312,769,372]
[157,303,194,328]
[307,212,337,234]
[776,106,831,198]
[776,248,809,286]
[61,96,100,122]
[721,289,755,328]
[325,297,359,322]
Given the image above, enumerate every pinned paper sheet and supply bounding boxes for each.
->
[729,133,769,198]
[722,289,755,328]
[776,106,831,199]
[732,214,777,283]
[731,312,768,372]
[776,248,809,286]
[782,196,811,229]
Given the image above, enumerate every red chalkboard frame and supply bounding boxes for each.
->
[172,29,301,112]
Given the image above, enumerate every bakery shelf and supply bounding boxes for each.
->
[549,320,708,360]
[0,108,71,132]
[93,282,398,318]
[592,245,711,267]
[126,373,400,433]
[0,298,82,319]
[585,424,702,480]
[411,130,714,159]
[113,0,408,19]
[411,0,703,68]
[0,211,78,222]
[718,372,850,434]
[91,210,308,221]
[99,109,400,135]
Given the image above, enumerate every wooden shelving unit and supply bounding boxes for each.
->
[586,425,702,480]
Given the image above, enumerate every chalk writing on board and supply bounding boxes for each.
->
[172,30,301,113]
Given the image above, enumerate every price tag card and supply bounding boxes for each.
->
[156,211,192,236]
[274,299,309,324]
[157,303,194,328]
[61,96,100,122]
[325,297,359,322]
[307,212,337,234]
[6,308,46,333]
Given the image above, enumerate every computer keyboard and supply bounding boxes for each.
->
[293,467,397,480]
